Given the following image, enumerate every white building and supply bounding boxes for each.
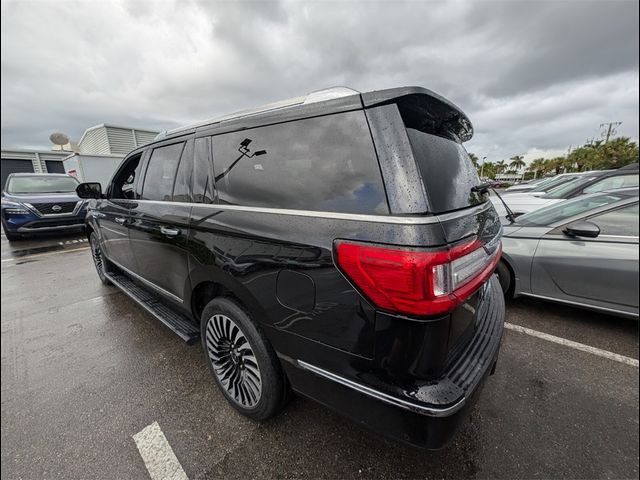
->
[1,149,70,190]
[495,172,525,182]
[76,124,158,155]
[1,124,159,188]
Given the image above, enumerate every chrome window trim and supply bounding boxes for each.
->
[297,360,466,417]
[128,199,492,225]
[106,255,183,304]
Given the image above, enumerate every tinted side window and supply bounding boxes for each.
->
[590,204,639,236]
[211,111,388,214]
[194,137,214,203]
[583,174,639,193]
[173,140,193,202]
[141,143,184,201]
[111,153,142,200]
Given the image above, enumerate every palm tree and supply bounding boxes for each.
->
[528,158,546,179]
[509,155,526,172]
[495,160,506,174]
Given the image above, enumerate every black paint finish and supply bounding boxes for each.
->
[83,86,505,449]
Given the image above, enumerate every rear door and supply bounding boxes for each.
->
[128,139,193,304]
[531,202,639,314]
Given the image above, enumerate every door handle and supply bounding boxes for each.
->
[160,226,181,237]
[115,217,126,225]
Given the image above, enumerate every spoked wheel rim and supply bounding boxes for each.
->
[205,314,262,408]
[90,236,105,277]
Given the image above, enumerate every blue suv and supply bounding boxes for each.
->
[1,173,87,241]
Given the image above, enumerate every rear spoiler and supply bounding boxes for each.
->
[361,87,473,142]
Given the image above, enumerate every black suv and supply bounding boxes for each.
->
[77,86,504,449]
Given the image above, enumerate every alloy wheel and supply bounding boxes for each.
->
[205,314,262,408]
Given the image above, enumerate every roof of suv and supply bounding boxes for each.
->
[155,86,473,143]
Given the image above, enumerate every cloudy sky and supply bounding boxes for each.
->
[1,0,638,163]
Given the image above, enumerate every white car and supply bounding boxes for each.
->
[504,176,559,193]
[491,166,638,223]
[504,173,579,194]
[491,192,562,220]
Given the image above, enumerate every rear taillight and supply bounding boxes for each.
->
[334,238,501,317]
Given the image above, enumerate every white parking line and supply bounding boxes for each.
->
[505,322,639,368]
[1,246,90,263]
[133,422,188,480]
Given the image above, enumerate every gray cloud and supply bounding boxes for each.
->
[1,0,638,163]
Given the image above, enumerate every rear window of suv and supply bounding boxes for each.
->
[211,111,389,215]
[406,129,482,213]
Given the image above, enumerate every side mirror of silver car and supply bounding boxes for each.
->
[563,220,600,238]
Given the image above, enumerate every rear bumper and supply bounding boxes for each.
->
[283,275,505,449]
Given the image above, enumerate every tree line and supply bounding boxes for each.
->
[469,137,639,180]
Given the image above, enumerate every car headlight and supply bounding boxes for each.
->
[1,199,30,215]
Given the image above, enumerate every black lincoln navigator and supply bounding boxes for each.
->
[76,86,505,449]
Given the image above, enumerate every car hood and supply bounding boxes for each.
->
[505,186,533,192]
[490,194,562,225]
[501,224,552,239]
[499,191,549,201]
[490,194,560,210]
[3,192,81,204]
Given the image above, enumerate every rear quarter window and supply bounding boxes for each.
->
[406,129,482,213]
[211,111,388,214]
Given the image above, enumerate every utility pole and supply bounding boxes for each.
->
[600,122,622,143]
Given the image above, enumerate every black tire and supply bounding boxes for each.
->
[89,232,111,285]
[201,297,286,421]
[495,260,513,297]
[2,220,21,242]
[4,230,22,242]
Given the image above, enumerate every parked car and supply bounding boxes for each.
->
[504,176,551,193]
[491,165,639,223]
[76,86,505,449]
[496,188,639,319]
[503,172,583,194]
[1,173,87,241]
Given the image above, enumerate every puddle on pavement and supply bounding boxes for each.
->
[2,238,88,261]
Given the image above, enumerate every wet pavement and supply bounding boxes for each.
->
[1,232,638,479]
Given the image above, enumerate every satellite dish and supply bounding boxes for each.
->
[49,132,70,146]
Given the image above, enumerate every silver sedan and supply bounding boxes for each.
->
[496,188,639,319]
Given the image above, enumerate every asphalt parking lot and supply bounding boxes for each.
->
[1,232,638,480]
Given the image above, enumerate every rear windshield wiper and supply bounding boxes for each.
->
[490,188,517,224]
[471,182,517,224]
[470,182,494,195]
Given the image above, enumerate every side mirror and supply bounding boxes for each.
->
[563,220,600,238]
[76,182,102,199]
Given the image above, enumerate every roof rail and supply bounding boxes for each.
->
[155,86,360,141]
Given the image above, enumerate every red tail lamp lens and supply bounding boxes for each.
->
[335,239,501,316]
